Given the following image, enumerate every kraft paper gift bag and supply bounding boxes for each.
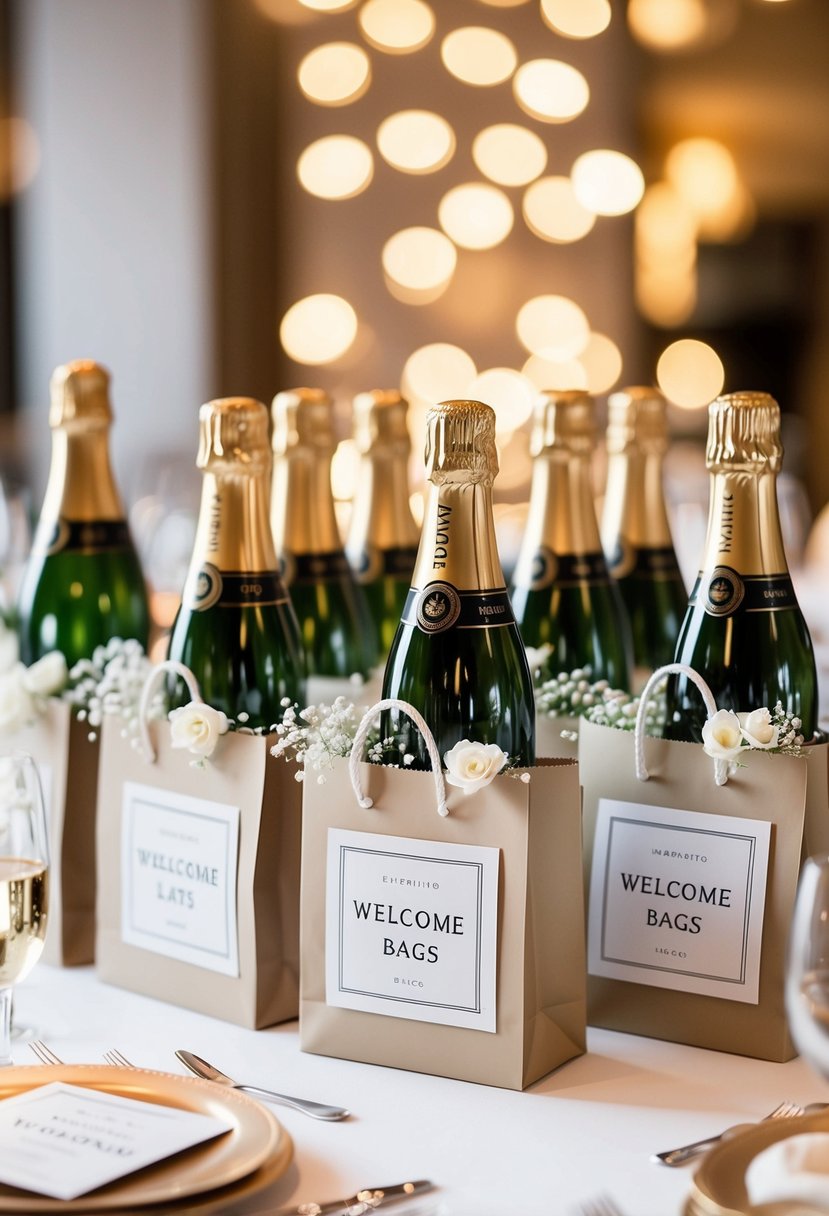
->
[535,713,578,759]
[300,698,586,1090]
[96,661,302,1029]
[579,663,808,1062]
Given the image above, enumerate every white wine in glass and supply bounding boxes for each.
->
[786,855,829,1077]
[0,752,50,1066]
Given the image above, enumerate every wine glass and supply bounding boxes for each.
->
[785,855,829,1077]
[0,751,50,1066]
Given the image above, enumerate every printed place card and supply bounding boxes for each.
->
[325,828,499,1032]
[0,1082,231,1200]
[121,782,240,976]
[588,798,771,1004]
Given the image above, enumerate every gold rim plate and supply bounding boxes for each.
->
[0,1064,291,1212]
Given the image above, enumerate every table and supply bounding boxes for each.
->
[12,964,828,1215]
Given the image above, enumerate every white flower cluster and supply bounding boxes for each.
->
[536,666,667,739]
[0,619,68,733]
[702,703,805,764]
[583,683,668,735]
[271,697,370,785]
[63,637,155,743]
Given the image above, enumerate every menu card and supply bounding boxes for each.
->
[0,1083,231,1200]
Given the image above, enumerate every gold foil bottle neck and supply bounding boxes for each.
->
[706,391,783,473]
[352,389,410,455]
[49,359,112,430]
[531,389,596,457]
[424,399,498,484]
[197,398,271,473]
[271,387,336,455]
[606,386,669,455]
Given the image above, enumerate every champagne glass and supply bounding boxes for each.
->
[785,855,829,1078]
[0,751,50,1066]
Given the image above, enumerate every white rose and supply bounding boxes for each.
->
[0,622,19,674]
[738,707,780,750]
[169,702,230,759]
[444,739,507,796]
[0,664,36,734]
[701,709,744,761]
[22,651,68,698]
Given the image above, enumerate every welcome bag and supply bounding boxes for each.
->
[299,699,586,1090]
[579,663,818,1062]
[96,661,302,1029]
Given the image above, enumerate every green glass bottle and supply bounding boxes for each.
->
[167,397,305,726]
[382,399,535,768]
[600,386,688,686]
[510,389,632,689]
[344,389,419,659]
[17,360,150,665]
[271,388,376,681]
[665,391,818,741]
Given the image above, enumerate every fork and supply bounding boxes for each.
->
[103,1049,135,1068]
[29,1039,63,1065]
[653,1100,804,1167]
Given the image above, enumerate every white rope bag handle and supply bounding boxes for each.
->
[348,698,449,818]
[634,662,728,787]
[137,659,203,764]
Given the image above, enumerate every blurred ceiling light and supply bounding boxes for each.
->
[656,338,724,408]
[697,179,756,242]
[635,264,697,327]
[382,227,458,303]
[626,0,707,51]
[571,149,645,216]
[402,343,478,403]
[280,294,358,364]
[473,124,547,187]
[376,110,455,174]
[0,117,41,200]
[438,183,514,250]
[440,27,518,86]
[665,137,739,219]
[522,175,596,243]
[298,43,372,106]
[298,0,358,9]
[358,0,435,53]
[540,0,612,39]
[331,439,360,501]
[635,182,698,262]
[513,60,590,124]
[522,354,588,391]
[467,368,538,435]
[579,332,623,393]
[297,135,374,199]
[516,295,590,361]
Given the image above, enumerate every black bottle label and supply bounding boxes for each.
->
[350,545,419,584]
[524,546,611,590]
[35,517,132,556]
[280,550,351,586]
[608,540,683,582]
[691,566,798,617]
[185,564,290,612]
[404,582,516,634]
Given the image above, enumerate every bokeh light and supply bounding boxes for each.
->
[297,135,373,199]
[332,439,360,501]
[636,264,697,327]
[665,138,753,239]
[440,27,518,87]
[571,149,645,216]
[402,343,478,403]
[0,117,41,200]
[280,294,359,365]
[522,354,588,391]
[522,176,596,243]
[636,182,697,262]
[580,332,623,393]
[516,295,590,361]
[298,0,358,9]
[358,0,435,54]
[513,60,590,124]
[476,0,530,6]
[473,124,547,187]
[540,0,611,39]
[438,183,514,250]
[298,43,372,106]
[656,339,725,409]
[467,368,538,435]
[626,0,708,51]
[382,227,458,304]
[376,110,455,174]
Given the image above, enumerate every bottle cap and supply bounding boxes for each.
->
[425,400,498,483]
[352,390,410,454]
[530,390,596,457]
[198,398,271,472]
[706,391,782,472]
[49,360,112,429]
[271,387,336,455]
[606,387,669,455]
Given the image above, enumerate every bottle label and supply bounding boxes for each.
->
[184,564,290,612]
[280,550,351,587]
[34,517,131,556]
[350,545,419,585]
[404,582,515,634]
[519,546,611,591]
[607,540,683,582]
[691,565,798,617]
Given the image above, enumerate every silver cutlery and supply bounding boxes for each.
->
[103,1048,136,1068]
[653,1100,804,1166]
[271,1179,434,1215]
[572,1198,625,1216]
[29,1039,63,1065]
[175,1049,350,1121]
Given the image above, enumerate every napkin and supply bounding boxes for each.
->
[746,1132,829,1208]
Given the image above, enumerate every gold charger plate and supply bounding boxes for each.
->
[0,1064,292,1212]
[690,1109,829,1215]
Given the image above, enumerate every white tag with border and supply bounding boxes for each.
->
[588,798,771,1003]
[120,782,240,977]
[325,828,499,1032]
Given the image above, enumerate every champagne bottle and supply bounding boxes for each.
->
[600,386,687,682]
[17,360,150,665]
[665,391,818,741]
[382,399,535,767]
[271,387,376,680]
[344,389,420,658]
[510,390,632,688]
[167,397,305,726]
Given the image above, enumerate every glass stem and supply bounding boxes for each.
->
[0,988,12,1066]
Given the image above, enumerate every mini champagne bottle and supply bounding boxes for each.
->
[600,386,687,683]
[511,390,632,688]
[665,391,818,741]
[382,399,535,767]
[167,397,305,726]
[17,360,150,665]
[344,389,420,659]
[271,388,376,680]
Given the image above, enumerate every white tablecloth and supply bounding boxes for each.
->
[11,965,828,1215]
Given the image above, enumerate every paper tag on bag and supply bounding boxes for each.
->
[120,782,240,977]
[588,798,771,1004]
[325,828,499,1032]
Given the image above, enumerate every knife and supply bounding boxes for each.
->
[278,1180,434,1215]
[175,1049,350,1120]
